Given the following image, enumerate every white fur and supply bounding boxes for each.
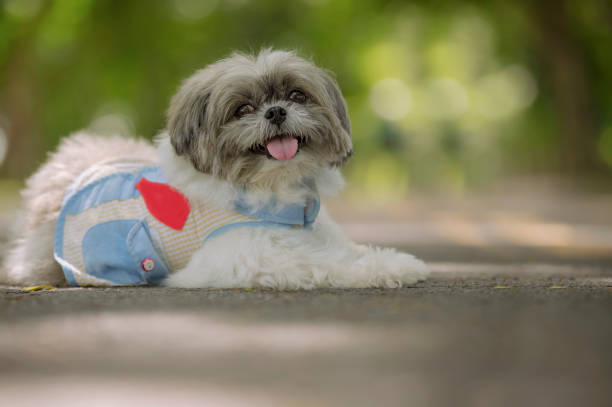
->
[2,48,429,289]
[165,207,428,289]
[1,132,428,289]
[156,134,428,288]
[1,132,158,286]
[3,220,64,286]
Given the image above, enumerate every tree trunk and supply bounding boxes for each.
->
[525,0,602,172]
[0,1,52,178]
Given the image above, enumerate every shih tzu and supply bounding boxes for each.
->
[1,49,428,289]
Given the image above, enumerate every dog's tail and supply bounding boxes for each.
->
[0,210,25,286]
[1,212,66,287]
[0,130,156,287]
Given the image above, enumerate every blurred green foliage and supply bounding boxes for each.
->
[0,0,611,196]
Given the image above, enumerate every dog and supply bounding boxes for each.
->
[1,49,428,289]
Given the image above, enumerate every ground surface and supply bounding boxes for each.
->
[1,181,612,406]
[1,262,611,407]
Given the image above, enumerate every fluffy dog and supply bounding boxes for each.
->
[2,49,428,289]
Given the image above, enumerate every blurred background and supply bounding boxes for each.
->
[1,0,612,258]
[2,4,612,405]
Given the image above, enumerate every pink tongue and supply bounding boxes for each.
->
[266,136,298,160]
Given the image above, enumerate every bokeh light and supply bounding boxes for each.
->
[172,0,219,21]
[475,65,538,120]
[88,103,136,137]
[369,78,412,121]
[422,78,469,121]
[3,0,43,20]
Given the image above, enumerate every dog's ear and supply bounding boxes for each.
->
[322,72,351,136]
[321,70,353,164]
[166,74,212,157]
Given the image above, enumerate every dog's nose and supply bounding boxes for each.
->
[264,106,287,125]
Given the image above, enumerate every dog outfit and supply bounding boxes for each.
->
[54,159,319,287]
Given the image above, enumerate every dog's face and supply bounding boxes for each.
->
[166,49,352,190]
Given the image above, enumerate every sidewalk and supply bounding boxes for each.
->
[327,178,612,264]
[1,267,611,407]
[1,178,611,406]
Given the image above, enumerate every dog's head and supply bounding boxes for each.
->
[166,49,352,190]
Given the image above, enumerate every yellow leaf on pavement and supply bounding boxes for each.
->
[22,285,56,291]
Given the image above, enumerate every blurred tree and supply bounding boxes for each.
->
[0,0,610,192]
[0,0,52,177]
[524,0,601,172]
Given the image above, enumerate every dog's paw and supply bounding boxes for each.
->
[162,270,202,288]
[352,246,429,288]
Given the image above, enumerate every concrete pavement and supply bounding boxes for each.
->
[1,180,612,406]
[1,262,611,407]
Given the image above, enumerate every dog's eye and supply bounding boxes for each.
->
[235,104,255,118]
[288,89,307,104]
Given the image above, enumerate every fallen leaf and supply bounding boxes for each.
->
[22,285,56,291]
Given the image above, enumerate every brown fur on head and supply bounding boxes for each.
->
[166,49,352,190]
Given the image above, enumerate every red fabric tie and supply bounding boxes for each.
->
[136,178,190,230]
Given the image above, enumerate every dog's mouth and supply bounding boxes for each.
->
[250,135,306,160]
